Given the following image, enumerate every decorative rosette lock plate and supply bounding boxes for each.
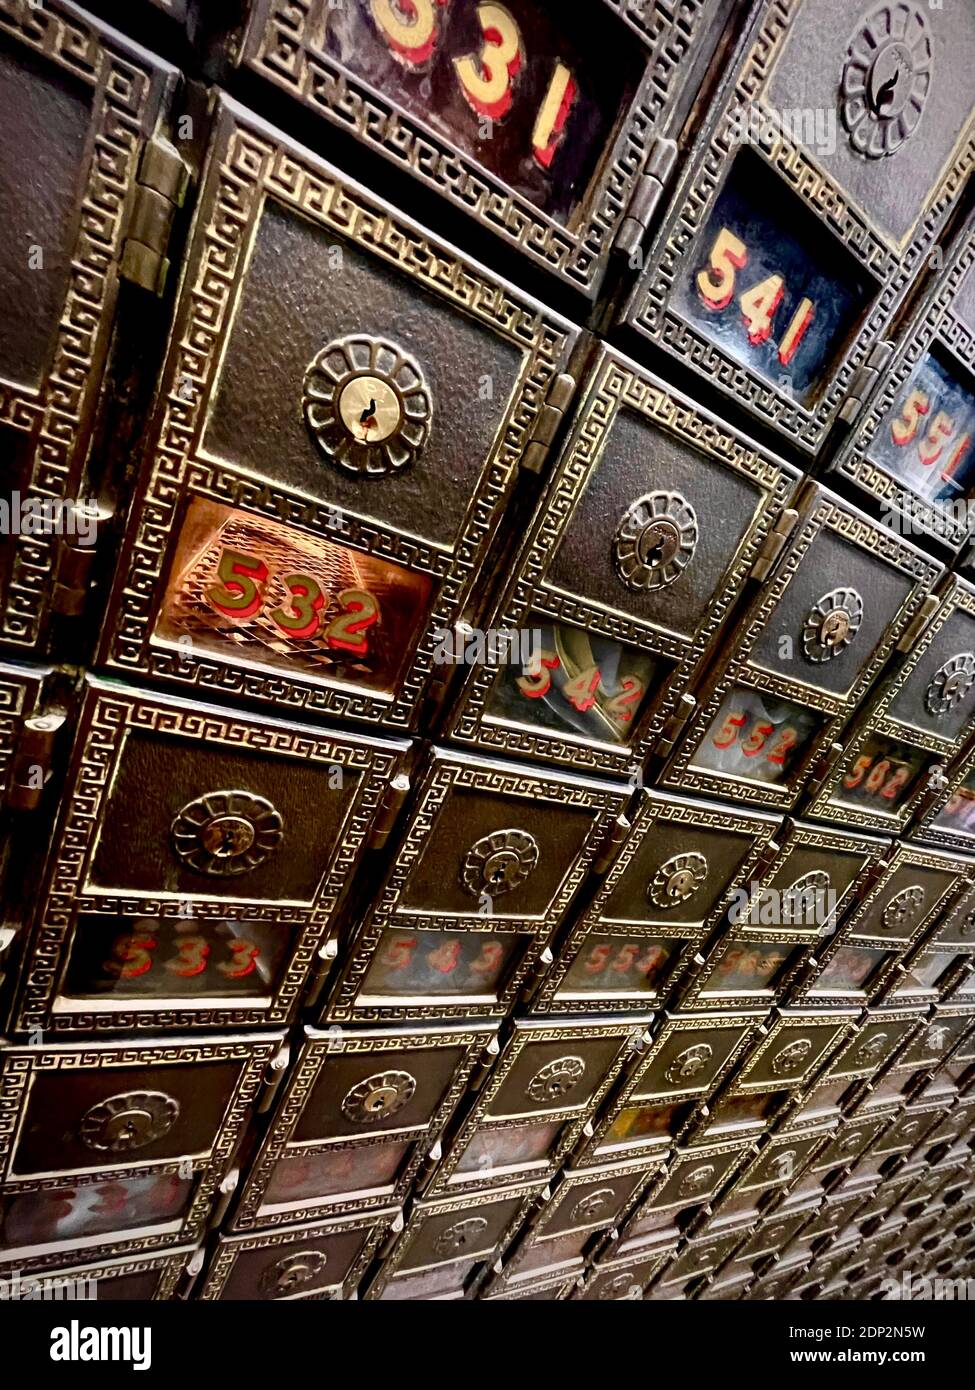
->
[303,335,432,476]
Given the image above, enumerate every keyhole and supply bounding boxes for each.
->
[877,69,899,110]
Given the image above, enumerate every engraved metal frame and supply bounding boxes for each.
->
[488,1154,664,1291]
[10,678,409,1036]
[723,1008,855,1099]
[362,1179,546,1301]
[233,0,727,297]
[660,484,943,812]
[621,0,975,455]
[230,1022,494,1228]
[0,1,179,650]
[323,747,629,1024]
[535,790,781,1015]
[0,1033,281,1273]
[830,221,975,552]
[806,576,975,832]
[98,95,579,730]
[578,1011,765,1166]
[443,347,800,780]
[197,1205,399,1300]
[835,842,970,953]
[425,1017,652,1197]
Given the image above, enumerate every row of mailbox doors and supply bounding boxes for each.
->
[6,3,975,700]
[4,669,975,1035]
[0,994,972,1296]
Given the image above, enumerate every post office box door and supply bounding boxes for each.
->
[541,1165,654,1240]
[324,748,628,1023]
[733,1013,853,1092]
[99,94,579,731]
[825,1010,922,1080]
[0,3,179,651]
[201,1209,397,1300]
[444,349,800,779]
[233,0,731,297]
[537,791,780,1014]
[0,1035,278,1181]
[831,226,975,553]
[846,848,967,946]
[429,1018,649,1193]
[621,0,975,454]
[754,824,888,936]
[929,880,975,949]
[663,486,941,811]
[12,678,410,1036]
[634,1143,746,1216]
[231,1023,493,1228]
[387,1186,541,1283]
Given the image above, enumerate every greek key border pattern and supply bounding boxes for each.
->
[629,0,975,451]
[836,230,975,552]
[231,1026,492,1230]
[0,1,168,647]
[447,350,795,773]
[198,1205,398,1300]
[15,686,402,1035]
[326,755,627,1022]
[244,0,714,292]
[107,104,572,726]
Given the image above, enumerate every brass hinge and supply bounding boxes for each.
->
[805,740,844,799]
[895,593,940,654]
[614,136,678,266]
[749,508,799,585]
[592,813,631,875]
[50,502,113,617]
[470,1034,502,1092]
[120,132,190,295]
[654,692,696,760]
[521,371,577,474]
[838,341,895,426]
[257,1041,291,1113]
[7,710,66,811]
[366,772,411,850]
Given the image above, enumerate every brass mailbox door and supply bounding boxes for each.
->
[231,0,732,298]
[807,576,975,832]
[426,1016,651,1196]
[322,747,629,1024]
[911,729,975,852]
[443,347,800,781]
[726,1009,854,1098]
[10,676,411,1036]
[830,220,975,554]
[622,1138,750,1233]
[0,1033,281,1273]
[620,0,975,456]
[3,1245,196,1296]
[727,1128,830,1200]
[365,1181,544,1300]
[199,1206,400,1300]
[927,876,975,949]
[98,94,580,731]
[823,1007,924,1084]
[659,483,943,812]
[0,2,180,652]
[895,1007,975,1072]
[581,1011,764,1165]
[230,1022,494,1228]
[536,790,780,1015]
[835,843,969,952]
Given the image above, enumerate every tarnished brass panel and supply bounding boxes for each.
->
[621,0,975,454]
